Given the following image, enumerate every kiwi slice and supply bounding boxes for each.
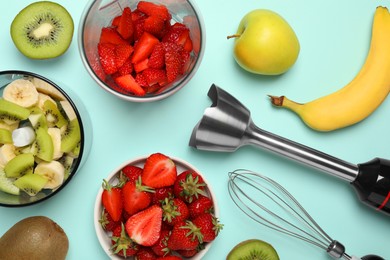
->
[4,153,35,178]
[42,100,67,128]
[34,127,54,161]
[0,128,13,144]
[61,119,81,153]
[10,1,74,59]
[0,167,20,195]
[227,239,280,260]
[13,173,48,196]
[0,99,31,124]
[29,107,48,130]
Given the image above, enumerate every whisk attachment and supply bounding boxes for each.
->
[227,169,384,260]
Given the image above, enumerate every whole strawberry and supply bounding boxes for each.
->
[162,198,189,226]
[111,223,139,257]
[192,213,223,243]
[188,195,214,219]
[99,208,120,232]
[151,229,171,256]
[173,170,207,203]
[166,221,201,251]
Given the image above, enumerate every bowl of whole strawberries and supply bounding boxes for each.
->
[79,0,205,102]
[94,153,222,259]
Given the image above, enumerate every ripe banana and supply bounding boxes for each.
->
[30,77,66,101]
[48,127,63,160]
[34,160,65,189]
[0,144,16,168]
[269,6,390,131]
[3,79,39,108]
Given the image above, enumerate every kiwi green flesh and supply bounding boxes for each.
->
[0,168,20,195]
[29,107,49,130]
[0,128,13,144]
[13,173,48,196]
[61,119,81,153]
[10,1,74,59]
[43,100,67,128]
[35,127,54,161]
[4,153,35,178]
[227,239,280,260]
[0,99,30,123]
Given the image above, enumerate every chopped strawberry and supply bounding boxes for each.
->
[115,44,134,68]
[166,221,200,251]
[183,36,193,52]
[111,223,139,257]
[148,42,165,69]
[135,72,148,87]
[133,17,146,42]
[152,187,173,205]
[137,1,171,21]
[99,27,128,45]
[132,9,146,22]
[114,74,146,96]
[192,213,223,243]
[144,84,163,94]
[99,208,120,232]
[162,42,183,82]
[144,15,165,37]
[117,7,134,40]
[188,196,214,219]
[86,45,106,81]
[125,205,163,246]
[151,229,171,256]
[173,170,207,203]
[134,58,150,73]
[122,177,154,215]
[132,32,160,64]
[162,198,189,226]
[117,58,134,76]
[142,68,167,86]
[101,179,123,221]
[112,15,122,27]
[156,256,183,260]
[142,153,177,188]
[162,23,190,47]
[98,43,118,75]
[121,165,143,183]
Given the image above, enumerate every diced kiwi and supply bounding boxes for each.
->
[0,129,13,144]
[0,99,31,124]
[42,100,67,128]
[4,153,34,178]
[13,173,48,196]
[10,1,74,59]
[226,239,280,260]
[0,167,20,195]
[34,127,54,162]
[61,119,81,153]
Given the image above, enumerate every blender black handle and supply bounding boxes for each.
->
[361,254,385,260]
[353,158,390,215]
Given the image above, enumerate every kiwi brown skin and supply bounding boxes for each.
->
[10,1,74,59]
[0,216,69,260]
[226,239,280,260]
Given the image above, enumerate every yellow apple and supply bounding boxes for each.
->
[228,9,300,75]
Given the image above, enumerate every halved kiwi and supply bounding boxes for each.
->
[10,1,74,59]
[227,239,280,260]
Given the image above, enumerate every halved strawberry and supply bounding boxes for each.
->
[101,179,123,221]
[125,205,163,246]
[142,68,167,86]
[132,32,160,64]
[99,27,128,45]
[142,153,177,188]
[122,177,154,215]
[163,42,183,82]
[114,74,146,96]
[98,43,118,75]
[148,42,165,69]
[115,44,134,68]
[117,7,134,40]
[137,1,171,21]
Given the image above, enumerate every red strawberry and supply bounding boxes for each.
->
[114,74,146,96]
[166,221,201,251]
[135,72,148,87]
[151,229,171,256]
[192,213,223,243]
[173,170,207,203]
[132,9,146,22]
[176,249,198,258]
[99,208,120,232]
[144,15,165,37]
[133,17,146,42]
[156,256,183,260]
[162,42,183,82]
[134,58,150,73]
[117,58,134,76]
[99,27,128,45]
[115,43,134,68]
[144,84,162,94]
[132,32,160,64]
[162,23,190,47]
[142,153,177,188]
[101,179,123,221]
[148,42,165,69]
[122,177,154,215]
[98,43,118,75]
[111,15,122,27]
[125,205,163,246]
[121,165,143,183]
[137,1,171,21]
[117,7,134,40]
[162,198,189,226]
[152,187,173,205]
[136,247,158,260]
[111,223,139,257]
[188,196,214,219]
[142,68,167,86]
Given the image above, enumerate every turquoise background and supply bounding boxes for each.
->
[1,0,390,259]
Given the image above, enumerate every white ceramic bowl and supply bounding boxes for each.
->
[94,155,219,259]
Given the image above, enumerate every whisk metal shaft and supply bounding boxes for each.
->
[228,169,353,259]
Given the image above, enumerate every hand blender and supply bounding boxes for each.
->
[189,84,390,216]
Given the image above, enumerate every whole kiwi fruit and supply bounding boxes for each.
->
[0,216,69,260]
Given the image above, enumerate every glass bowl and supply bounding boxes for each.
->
[94,154,219,259]
[0,70,92,207]
[78,0,205,102]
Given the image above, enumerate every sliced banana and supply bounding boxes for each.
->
[47,127,63,160]
[3,79,39,108]
[30,77,66,101]
[12,126,36,147]
[37,93,56,110]
[0,144,16,168]
[0,120,19,131]
[60,100,77,121]
[34,160,65,189]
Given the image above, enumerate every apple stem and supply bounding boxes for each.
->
[227,34,241,39]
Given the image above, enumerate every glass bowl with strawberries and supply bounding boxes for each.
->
[94,153,222,259]
[79,0,205,102]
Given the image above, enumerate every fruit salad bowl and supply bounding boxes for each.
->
[94,153,221,259]
[0,70,92,207]
[78,0,205,102]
